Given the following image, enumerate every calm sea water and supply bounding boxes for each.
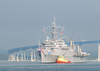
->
[0,61,100,71]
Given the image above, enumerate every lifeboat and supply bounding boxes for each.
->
[56,55,71,63]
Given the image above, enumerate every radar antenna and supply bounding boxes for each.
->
[43,16,64,40]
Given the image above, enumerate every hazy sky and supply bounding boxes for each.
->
[0,0,100,52]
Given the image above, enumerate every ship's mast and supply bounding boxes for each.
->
[42,16,63,40]
[51,16,57,40]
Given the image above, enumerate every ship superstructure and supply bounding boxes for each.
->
[38,16,89,63]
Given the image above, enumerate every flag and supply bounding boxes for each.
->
[56,28,59,32]
[61,31,63,35]
[43,29,45,32]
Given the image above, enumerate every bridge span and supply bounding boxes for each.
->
[8,40,100,61]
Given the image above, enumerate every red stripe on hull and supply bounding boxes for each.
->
[41,50,44,53]
[56,60,71,63]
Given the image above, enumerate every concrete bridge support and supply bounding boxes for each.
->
[78,45,81,53]
[80,45,81,53]
[21,51,23,61]
[98,43,100,61]
[24,50,26,61]
[31,49,33,61]
[10,53,15,61]
[78,45,80,53]
[13,53,15,61]
[17,52,19,61]
[31,49,36,61]
[10,54,13,61]
[8,53,11,61]
[34,49,36,61]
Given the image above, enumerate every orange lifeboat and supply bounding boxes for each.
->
[56,55,71,63]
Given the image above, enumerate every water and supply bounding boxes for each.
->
[0,61,100,71]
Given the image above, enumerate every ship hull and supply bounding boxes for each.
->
[41,51,59,63]
[41,50,87,63]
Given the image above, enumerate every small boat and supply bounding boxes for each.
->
[56,55,71,63]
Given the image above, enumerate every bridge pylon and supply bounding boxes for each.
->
[98,43,100,61]
[21,51,23,61]
[16,52,19,61]
[78,44,81,53]
[24,50,26,61]
[31,48,36,61]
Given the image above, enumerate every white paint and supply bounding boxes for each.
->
[78,45,80,53]
[31,49,33,61]
[34,49,36,61]
[98,43,100,61]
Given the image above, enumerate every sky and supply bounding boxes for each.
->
[0,0,100,52]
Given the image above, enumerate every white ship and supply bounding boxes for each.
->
[38,16,90,63]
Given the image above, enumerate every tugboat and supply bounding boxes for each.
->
[56,55,71,63]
